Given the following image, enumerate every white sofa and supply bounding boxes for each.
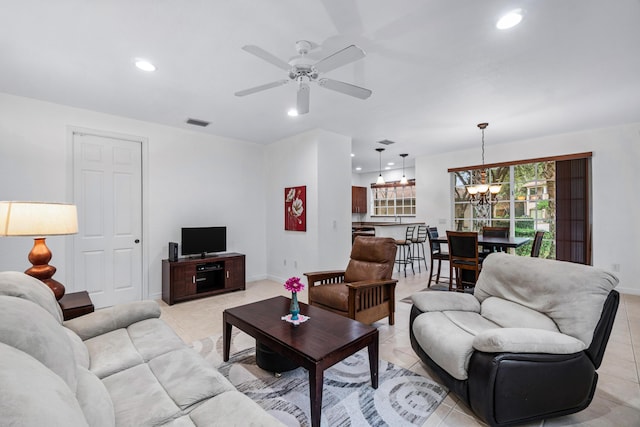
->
[0,271,283,427]
[410,253,619,427]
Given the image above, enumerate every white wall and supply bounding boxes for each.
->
[0,93,267,299]
[415,122,640,295]
[317,131,353,268]
[2,91,637,297]
[266,129,351,285]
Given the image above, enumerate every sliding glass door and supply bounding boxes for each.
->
[452,161,556,259]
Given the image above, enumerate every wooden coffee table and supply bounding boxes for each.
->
[223,296,379,427]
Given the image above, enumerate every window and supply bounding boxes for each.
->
[371,180,416,217]
[452,162,555,258]
[450,153,592,262]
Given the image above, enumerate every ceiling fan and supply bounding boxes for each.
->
[234,40,372,114]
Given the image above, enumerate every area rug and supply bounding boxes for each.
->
[191,333,447,426]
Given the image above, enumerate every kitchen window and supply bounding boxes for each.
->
[371,180,416,217]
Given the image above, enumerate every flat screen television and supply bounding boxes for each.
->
[181,226,226,258]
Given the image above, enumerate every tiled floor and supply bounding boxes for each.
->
[158,269,640,426]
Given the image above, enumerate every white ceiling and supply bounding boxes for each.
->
[2,0,639,173]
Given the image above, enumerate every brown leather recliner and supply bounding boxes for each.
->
[305,236,398,325]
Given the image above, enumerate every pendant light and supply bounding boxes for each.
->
[399,153,409,185]
[466,123,501,206]
[375,148,385,185]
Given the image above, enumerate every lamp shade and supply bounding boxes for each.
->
[0,202,78,236]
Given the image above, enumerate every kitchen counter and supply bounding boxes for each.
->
[352,221,425,240]
[353,221,424,229]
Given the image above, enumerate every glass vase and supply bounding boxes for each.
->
[289,292,300,321]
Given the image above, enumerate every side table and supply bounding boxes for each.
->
[59,291,94,321]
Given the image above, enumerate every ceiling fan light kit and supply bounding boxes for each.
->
[235,40,372,115]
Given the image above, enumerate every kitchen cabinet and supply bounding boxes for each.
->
[352,186,367,214]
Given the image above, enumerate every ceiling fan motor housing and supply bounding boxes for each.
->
[295,40,313,55]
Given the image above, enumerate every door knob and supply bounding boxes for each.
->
[134,239,140,244]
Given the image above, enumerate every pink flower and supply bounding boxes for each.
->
[284,276,304,293]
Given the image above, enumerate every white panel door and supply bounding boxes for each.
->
[73,131,142,308]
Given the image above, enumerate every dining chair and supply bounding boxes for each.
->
[426,227,449,287]
[395,226,415,277]
[409,225,428,273]
[530,231,545,257]
[446,231,481,292]
[481,226,509,256]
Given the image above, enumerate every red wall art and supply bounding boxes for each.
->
[284,186,306,231]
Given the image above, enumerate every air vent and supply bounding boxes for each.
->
[186,118,211,127]
[377,139,396,145]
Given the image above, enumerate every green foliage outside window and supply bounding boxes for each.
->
[453,160,556,259]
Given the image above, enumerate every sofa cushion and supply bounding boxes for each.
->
[0,342,89,427]
[85,328,145,379]
[0,271,64,322]
[102,363,183,426]
[149,348,236,410]
[64,300,161,340]
[65,327,90,369]
[412,291,480,313]
[473,328,587,354]
[444,310,501,336]
[127,318,187,361]
[309,282,349,312]
[344,236,396,282]
[188,390,285,426]
[480,296,560,332]
[75,366,116,427]
[412,311,499,380]
[475,253,617,346]
[0,296,78,391]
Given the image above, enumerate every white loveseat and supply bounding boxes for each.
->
[0,271,283,427]
[410,253,619,427]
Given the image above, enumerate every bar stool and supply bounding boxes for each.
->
[395,226,415,277]
[409,225,428,273]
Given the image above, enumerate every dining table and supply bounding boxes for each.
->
[431,234,531,251]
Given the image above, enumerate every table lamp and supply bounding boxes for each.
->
[0,201,78,300]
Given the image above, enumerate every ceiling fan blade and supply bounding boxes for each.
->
[241,45,291,71]
[297,83,310,114]
[318,78,372,99]
[314,45,365,74]
[234,80,289,97]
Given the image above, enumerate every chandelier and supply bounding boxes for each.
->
[466,123,501,206]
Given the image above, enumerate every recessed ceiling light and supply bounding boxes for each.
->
[351,153,355,157]
[385,166,391,170]
[496,9,523,30]
[355,167,362,171]
[287,109,298,117]
[135,59,156,72]
[387,162,395,166]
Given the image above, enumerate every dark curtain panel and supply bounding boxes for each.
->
[555,158,591,264]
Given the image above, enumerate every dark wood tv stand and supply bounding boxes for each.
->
[162,253,245,305]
